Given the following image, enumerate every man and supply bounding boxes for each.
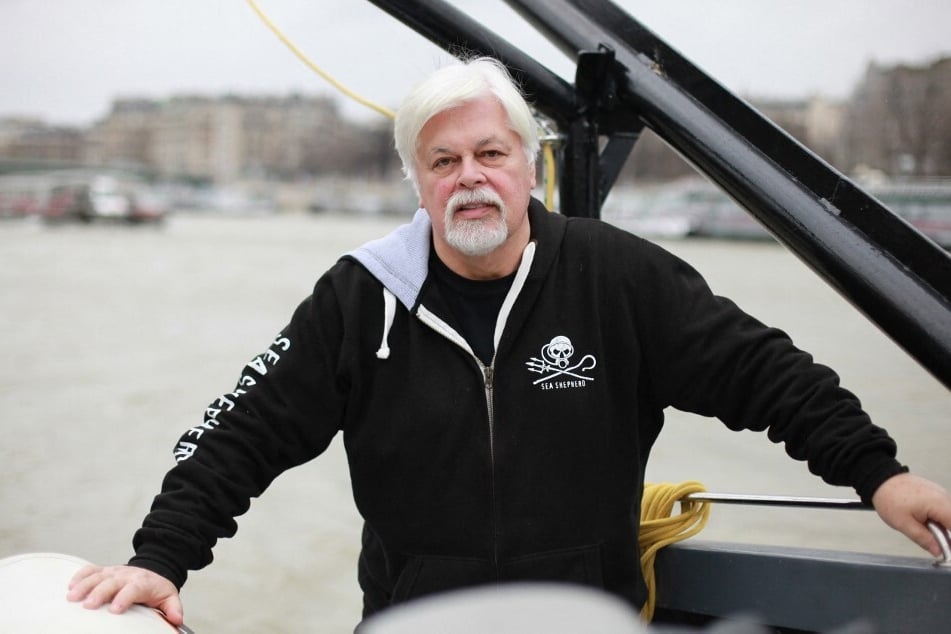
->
[68,57,951,628]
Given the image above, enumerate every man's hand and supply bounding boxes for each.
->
[66,564,184,626]
[872,472,951,557]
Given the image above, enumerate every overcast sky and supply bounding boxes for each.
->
[2,0,949,127]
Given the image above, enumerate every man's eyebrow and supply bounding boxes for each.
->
[425,136,513,156]
[476,135,511,149]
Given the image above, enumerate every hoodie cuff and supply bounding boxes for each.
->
[855,460,910,506]
[127,555,188,590]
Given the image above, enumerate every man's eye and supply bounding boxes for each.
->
[433,157,454,170]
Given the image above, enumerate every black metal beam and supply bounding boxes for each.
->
[560,47,644,217]
[365,0,576,128]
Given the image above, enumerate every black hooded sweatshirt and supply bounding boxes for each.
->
[129,198,905,617]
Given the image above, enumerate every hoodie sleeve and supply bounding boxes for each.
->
[129,272,348,587]
[631,240,906,504]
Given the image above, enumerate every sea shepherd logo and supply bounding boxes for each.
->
[526,335,596,390]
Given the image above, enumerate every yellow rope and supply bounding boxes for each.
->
[639,481,711,622]
[246,0,396,119]
[246,0,560,211]
[541,139,557,211]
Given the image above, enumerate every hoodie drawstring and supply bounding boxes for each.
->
[376,288,397,359]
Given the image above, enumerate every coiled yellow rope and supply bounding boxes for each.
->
[639,481,711,622]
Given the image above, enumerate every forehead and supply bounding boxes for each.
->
[418,96,519,154]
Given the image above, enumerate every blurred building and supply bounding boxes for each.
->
[620,55,950,183]
[83,99,158,172]
[620,94,847,183]
[2,55,948,184]
[83,93,369,183]
[754,96,846,168]
[843,56,951,179]
[0,118,85,165]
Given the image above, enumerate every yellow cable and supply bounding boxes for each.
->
[246,0,396,120]
[248,0,560,209]
[542,139,557,210]
[639,481,711,622]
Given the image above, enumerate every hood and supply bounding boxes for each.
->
[346,201,554,360]
[347,208,432,311]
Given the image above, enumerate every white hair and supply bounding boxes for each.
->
[394,57,540,190]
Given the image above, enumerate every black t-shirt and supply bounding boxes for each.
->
[430,252,515,366]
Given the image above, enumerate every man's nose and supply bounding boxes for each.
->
[457,156,486,188]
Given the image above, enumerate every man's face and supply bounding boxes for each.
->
[415,95,536,259]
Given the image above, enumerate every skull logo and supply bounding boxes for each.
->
[541,335,574,369]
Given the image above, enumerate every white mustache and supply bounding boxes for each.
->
[446,188,505,215]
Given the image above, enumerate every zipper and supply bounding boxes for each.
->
[407,241,535,579]
[482,361,500,574]
[417,306,501,571]
[483,363,495,466]
[416,307,497,468]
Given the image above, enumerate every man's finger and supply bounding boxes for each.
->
[82,575,125,610]
[66,564,103,597]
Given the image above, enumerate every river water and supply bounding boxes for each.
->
[1,211,947,632]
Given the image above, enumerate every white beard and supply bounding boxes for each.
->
[443,187,509,256]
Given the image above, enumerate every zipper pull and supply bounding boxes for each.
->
[483,365,494,388]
